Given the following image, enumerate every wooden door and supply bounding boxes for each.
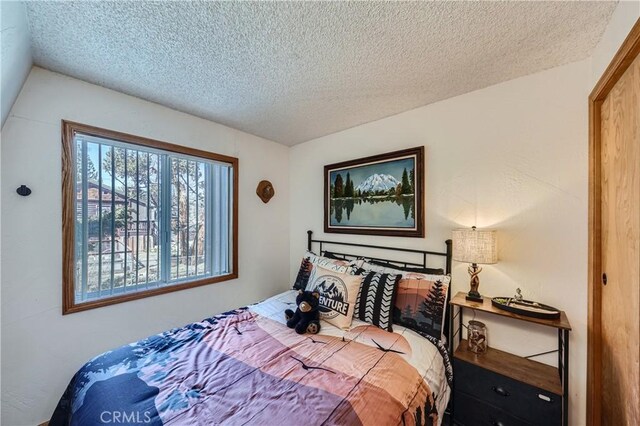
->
[600,50,640,425]
[588,19,640,426]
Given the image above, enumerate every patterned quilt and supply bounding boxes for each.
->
[50,291,452,426]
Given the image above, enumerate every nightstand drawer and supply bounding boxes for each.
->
[453,391,531,426]
[454,358,561,425]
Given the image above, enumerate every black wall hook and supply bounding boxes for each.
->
[16,185,32,196]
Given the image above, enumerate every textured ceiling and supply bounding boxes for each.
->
[25,1,616,146]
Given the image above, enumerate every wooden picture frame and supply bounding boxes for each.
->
[324,147,424,237]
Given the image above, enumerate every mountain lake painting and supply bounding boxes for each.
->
[324,147,424,237]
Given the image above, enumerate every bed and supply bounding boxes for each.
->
[50,232,453,426]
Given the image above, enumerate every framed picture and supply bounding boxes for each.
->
[324,146,424,237]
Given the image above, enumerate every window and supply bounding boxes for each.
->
[62,121,238,314]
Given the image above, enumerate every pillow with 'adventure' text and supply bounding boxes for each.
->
[306,265,363,330]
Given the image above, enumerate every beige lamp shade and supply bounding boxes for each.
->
[452,227,498,265]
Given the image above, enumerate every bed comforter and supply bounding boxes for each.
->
[50,290,452,426]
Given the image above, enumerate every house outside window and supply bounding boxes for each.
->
[62,121,238,314]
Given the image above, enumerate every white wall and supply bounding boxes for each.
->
[290,59,590,425]
[590,1,640,86]
[0,67,290,425]
[0,0,32,128]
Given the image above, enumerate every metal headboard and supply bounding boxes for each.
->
[306,230,454,353]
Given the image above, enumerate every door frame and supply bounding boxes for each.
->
[587,18,640,426]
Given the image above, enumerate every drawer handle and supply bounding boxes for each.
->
[492,386,510,397]
[538,393,553,403]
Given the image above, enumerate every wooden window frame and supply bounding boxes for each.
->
[62,120,239,314]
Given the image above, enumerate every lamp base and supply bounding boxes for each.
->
[466,263,483,302]
[465,291,483,303]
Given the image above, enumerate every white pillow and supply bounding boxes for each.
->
[309,251,354,273]
[306,265,363,330]
[348,258,365,270]
[359,260,422,275]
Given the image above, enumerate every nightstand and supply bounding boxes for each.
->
[448,292,571,426]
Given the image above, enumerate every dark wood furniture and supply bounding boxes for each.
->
[449,292,571,426]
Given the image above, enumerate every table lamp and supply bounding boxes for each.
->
[452,226,498,302]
